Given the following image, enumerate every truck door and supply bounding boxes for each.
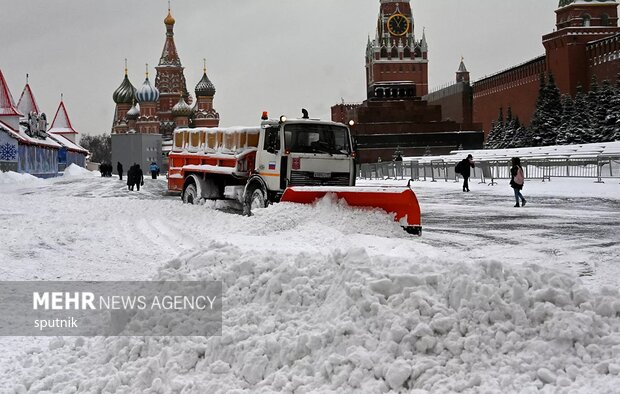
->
[256,125,284,192]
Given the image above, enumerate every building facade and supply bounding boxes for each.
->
[430,0,620,137]
[332,0,483,162]
[111,8,220,172]
[0,70,87,176]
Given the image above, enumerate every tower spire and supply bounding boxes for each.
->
[145,63,149,78]
[124,58,128,76]
[203,58,207,74]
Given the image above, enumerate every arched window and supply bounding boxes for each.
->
[404,47,411,59]
[582,14,591,27]
[391,47,398,59]
[380,47,388,58]
[601,14,609,26]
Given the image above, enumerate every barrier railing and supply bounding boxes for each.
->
[359,155,620,183]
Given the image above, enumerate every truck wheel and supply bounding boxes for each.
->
[243,183,267,215]
[182,183,198,204]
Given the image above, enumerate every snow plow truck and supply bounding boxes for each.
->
[167,111,422,235]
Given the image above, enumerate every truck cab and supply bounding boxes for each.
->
[247,115,356,206]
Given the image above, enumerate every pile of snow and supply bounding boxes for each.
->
[0,171,43,185]
[9,243,620,392]
[62,164,95,178]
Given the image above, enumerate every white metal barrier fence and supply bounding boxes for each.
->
[359,156,620,184]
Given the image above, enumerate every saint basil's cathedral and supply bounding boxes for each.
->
[111,8,219,171]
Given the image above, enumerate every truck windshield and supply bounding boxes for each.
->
[284,124,351,155]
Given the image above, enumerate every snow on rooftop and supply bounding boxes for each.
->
[47,132,88,154]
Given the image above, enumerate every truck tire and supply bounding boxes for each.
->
[243,183,267,216]
[182,183,198,204]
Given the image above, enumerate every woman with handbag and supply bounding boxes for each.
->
[510,157,527,207]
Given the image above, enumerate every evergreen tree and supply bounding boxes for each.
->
[485,107,504,149]
[510,118,529,148]
[530,73,563,146]
[499,106,518,148]
[556,95,575,145]
[564,86,592,144]
[600,79,619,142]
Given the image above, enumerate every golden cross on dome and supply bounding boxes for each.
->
[124,58,128,76]
[203,58,207,74]
[145,63,149,78]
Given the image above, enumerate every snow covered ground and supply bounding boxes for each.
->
[0,168,619,393]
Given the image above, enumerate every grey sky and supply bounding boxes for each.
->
[2,0,558,136]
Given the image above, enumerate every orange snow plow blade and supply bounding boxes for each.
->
[280,186,422,235]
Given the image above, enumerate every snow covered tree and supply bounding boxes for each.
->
[485,107,504,149]
[509,118,530,148]
[556,94,575,145]
[530,73,563,146]
[599,79,620,142]
[499,106,519,148]
[563,86,593,144]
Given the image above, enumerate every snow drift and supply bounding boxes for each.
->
[62,163,95,178]
[0,171,43,185]
[9,242,620,393]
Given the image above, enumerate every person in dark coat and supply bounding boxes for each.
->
[510,157,527,207]
[127,163,137,191]
[456,154,475,192]
[117,162,124,181]
[134,165,144,191]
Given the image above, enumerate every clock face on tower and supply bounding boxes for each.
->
[387,13,410,36]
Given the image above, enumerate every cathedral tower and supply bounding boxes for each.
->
[193,60,220,128]
[155,7,190,138]
[365,0,429,99]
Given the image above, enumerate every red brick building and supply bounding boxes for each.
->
[430,0,620,137]
[332,0,483,162]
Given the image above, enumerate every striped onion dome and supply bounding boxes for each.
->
[171,96,192,117]
[113,74,137,104]
[126,104,140,120]
[195,72,216,97]
[136,77,160,103]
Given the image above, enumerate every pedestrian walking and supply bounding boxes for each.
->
[149,162,159,179]
[127,164,136,191]
[135,164,144,191]
[510,157,527,207]
[455,154,475,192]
[117,162,124,181]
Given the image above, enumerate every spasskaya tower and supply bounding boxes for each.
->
[366,0,429,99]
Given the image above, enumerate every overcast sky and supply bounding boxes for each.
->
[1,0,558,136]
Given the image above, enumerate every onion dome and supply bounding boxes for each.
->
[164,9,175,26]
[113,73,137,104]
[126,103,140,120]
[136,76,160,103]
[171,96,192,117]
[195,72,216,97]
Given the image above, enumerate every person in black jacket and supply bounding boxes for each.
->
[127,164,136,191]
[134,165,144,191]
[456,154,475,192]
[510,157,527,207]
[117,162,123,181]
